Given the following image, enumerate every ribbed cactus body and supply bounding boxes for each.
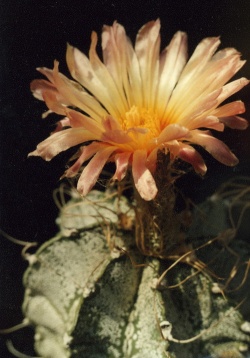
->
[22,190,250,357]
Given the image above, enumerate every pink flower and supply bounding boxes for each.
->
[29,20,248,201]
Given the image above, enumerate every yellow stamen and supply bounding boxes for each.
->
[122,105,160,137]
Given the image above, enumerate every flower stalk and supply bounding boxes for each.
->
[134,151,186,256]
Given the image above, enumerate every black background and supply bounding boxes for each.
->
[1,0,250,356]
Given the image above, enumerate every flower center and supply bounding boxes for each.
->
[122,106,160,137]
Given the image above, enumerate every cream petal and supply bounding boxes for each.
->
[177,36,221,81]
[89,32,129,111]
[203,56,245,95]
[217,53,245,81]
[125,35,144,107]
[102,22,136,107]
[167,48,245,120]
[212,48,246,76]
[135,20,161,107]
[77,146,117,196]
[157,31,187,116]
[67,43,125,117]
[132,150,158,201]
[164,37,220,113]
[206,50,244,90]
[189,130,239,166]
[67,33,129,117]
[102,22,126,80]
[52,61,109,121]
[172,88,222,128]
[66,109,104,136]
[201,53,242,89]
[216,77,249,105]
[28,128,96,161]
[167,55,242,121]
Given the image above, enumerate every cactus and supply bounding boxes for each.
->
[23,19,250,357]
[22,188,250,357]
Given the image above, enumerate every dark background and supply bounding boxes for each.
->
[1,0,250,356]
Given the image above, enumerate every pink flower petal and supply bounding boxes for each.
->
[52,117,70,134]
[188,115,224,132]
[112,152,131,181]
[211,101,248,129]
[219,116,248,130]
[28,128,96,161]
[102,115,123,131]
[190,130,239,166]
[31,78,72,117]
[157,124,189,145]
[212,100,245,117]
[77,146,117,196]
[64,142,109,178]
[42,90,68,116]
[36,67,55,84]
[132,150,158,201]
[146,147,160,173]
[100,116,133,144]
[178,145,207,175]
[30,79,56,101]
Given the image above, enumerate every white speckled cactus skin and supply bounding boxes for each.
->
[22,190,250,357]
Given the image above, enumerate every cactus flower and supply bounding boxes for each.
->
[29,20,248,201]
